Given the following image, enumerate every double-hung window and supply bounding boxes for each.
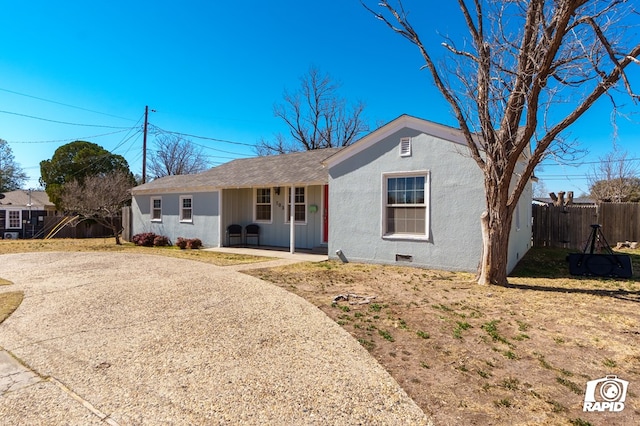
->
[286,187,306,223]
[255,188,272,222]
[7,210,21,229]
[151,197,162,222]
[180,196,193,222]
[384,172,429,239]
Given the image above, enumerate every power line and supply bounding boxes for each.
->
[149,125,254,157]
[539,157,640,167]
[0,110,131,129]
[149,124,256,147]
[0,87,135,121]
[6,129,133,144]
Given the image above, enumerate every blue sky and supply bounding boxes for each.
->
[1,1,638,196]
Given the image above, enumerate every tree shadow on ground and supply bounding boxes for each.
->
[497,281,640,303]
[507,247,640,302]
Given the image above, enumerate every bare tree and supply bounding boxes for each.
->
[149,135,210,179]
[256,66,369,155]
[0,139,27,192]
[365,0,640,285]
[589,147,640,202]
[61,170,134,244]
[532,178,549,199]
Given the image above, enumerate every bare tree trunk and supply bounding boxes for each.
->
[478,203,512,286]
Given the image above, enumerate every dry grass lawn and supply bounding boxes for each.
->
[245,249,640,426]
[0,238,271,265]
[1,239,639,425]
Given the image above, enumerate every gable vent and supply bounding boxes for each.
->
[399,137,412,157]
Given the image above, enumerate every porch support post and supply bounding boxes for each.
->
[217,189,223,248]
[289,185,295,254]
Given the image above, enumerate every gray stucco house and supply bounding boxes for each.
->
[324,115,531,273]
[130,114,532,273]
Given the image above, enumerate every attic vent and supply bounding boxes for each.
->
[399,137,412,157]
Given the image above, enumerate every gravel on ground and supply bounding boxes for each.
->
[0,252,431,425]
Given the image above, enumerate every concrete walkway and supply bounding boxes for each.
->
[205,246,329,271]
[0,251,430,425]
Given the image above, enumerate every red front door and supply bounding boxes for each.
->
[323,184,329,243]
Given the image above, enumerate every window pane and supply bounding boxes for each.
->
[386,206,426,235]
[257,188,271,204]
[388,178,397,191]
[153,199,161,208]
[182,198,192,208]
[256,205,271,221]
[406,177,415,191]
[182,209,192,220]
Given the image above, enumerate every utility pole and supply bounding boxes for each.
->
[142,105,149,184]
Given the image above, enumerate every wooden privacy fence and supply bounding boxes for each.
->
[532,203,640,250]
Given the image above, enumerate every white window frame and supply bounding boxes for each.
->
[6,210,22,229]
[254,187,273,223]
[382,171,430,241]
[285,186,307,224]
[179,195,193,223]
[150,197,162,222]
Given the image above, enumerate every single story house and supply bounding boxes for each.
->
[0,190,57,239]
[130,147,338,252]
[130,115,532,273]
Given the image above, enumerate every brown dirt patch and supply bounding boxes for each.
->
[245,250,640,425]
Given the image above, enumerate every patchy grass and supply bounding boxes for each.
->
[0,238,271,266]
[246,247,640,425]
[2,241,639,424]
[0,291,23,325]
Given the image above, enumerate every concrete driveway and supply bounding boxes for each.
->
[0,252,430,425]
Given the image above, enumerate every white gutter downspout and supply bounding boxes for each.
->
[289,185,296,254]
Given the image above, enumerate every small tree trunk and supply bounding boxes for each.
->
[477,206,512,286]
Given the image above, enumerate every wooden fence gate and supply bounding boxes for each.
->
[532,203,640,250]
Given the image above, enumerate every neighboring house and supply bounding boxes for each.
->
[0,190,57,239]
[324,115,532,274]
[130,114,533,274]
[130,148,339,252]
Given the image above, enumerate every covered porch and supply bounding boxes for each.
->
[219,183,328,254]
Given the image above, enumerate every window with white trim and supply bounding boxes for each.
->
[7,210,21,229]
[286,187,306,223]
[254,188,272,222]
[179,196,193,222]
[384,173,428,237]
[151,197,162,221]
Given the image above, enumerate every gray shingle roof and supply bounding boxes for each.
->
[132,148,341,194]
[0,190,53,208]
